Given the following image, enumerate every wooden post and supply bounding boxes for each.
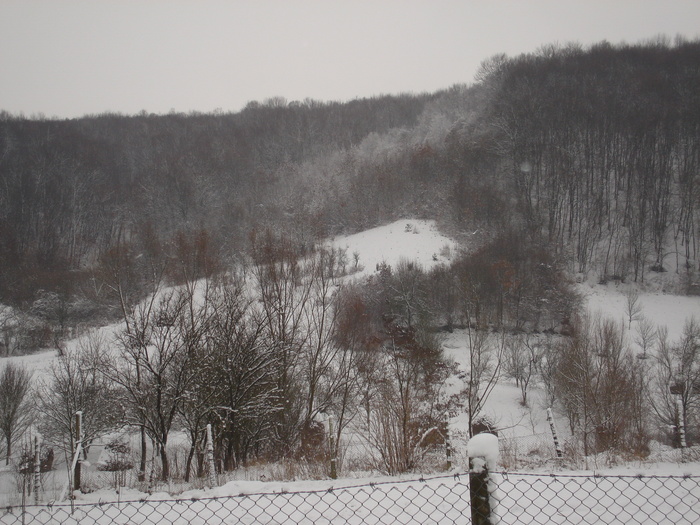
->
[206,424,217,488]
[73,411,82,492]
[469,459,492,525]
[33,435,41,505]
[21,473,26,525]
[677,397,687,449]
[445,411,452,470]
[328,416,337,480]
[468,434,498,525]
[547,408,563,458]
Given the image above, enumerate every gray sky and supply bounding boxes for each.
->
[1,0,699,119]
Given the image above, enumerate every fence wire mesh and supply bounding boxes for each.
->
[2,472,699,525]
[0,475,471,525]
[495,472,700,524]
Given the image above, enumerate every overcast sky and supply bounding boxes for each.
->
[1,0,699,119]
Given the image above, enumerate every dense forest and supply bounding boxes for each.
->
[0,94,434,302]
[2,37,700,484]
[2,39,699,307]
[0,37,698,351]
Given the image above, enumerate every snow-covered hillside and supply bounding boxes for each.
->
[331,218,700,428]
[330,220,700,475]
[328,219,458,277]
[2,217,700,508]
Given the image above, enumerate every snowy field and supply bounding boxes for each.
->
[583,280,700,342]
[328,219,459,277]
[2,219,700,523]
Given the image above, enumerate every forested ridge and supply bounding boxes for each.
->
[2,37,700,484]
[0,94,435,304]
[1,37,700,340]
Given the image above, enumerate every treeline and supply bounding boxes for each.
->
[0,94,434,307]
[3,37,700,352]
[480,37,700,282]
[278,37,700,289]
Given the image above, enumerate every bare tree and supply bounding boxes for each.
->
[202,279,279,471]
[651,320,700,446]
[35,331,122,462]
[0,305,19,357]
[112,287,206,480]
[0,362,33,465]
[624,288,643,330]
[388,258,428,329]
[556,315,646,455]
[323,284,367,470]
[457,325,505,437]
[634,315,657,359]
[101,245,166,481]
[537,336,562,409]
[368,323,446,474]
[251,231,313,454]
[504,333,542,407]
[300,248,362,447]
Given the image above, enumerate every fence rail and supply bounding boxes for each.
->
[1,472,699,525]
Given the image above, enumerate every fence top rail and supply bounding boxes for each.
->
[2,472,470,510]
[493,471,700,480]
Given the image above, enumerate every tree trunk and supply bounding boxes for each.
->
[160,443,170,480]
[185,442,196,482]
[138,426,147,482]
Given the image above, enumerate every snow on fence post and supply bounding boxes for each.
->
[206,424,217,488]
[33,434,41,505]
[467,433,499,525]
[547,407,563,458]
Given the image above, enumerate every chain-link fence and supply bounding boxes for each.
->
[1,471,698,524]
[495,472,700,524]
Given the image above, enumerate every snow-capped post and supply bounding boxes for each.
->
[73,411,82,492]
[467,433,499,525]
[547,407,563,458]
[328,415,337,480]
[206,424,216,488]
[33,434,41,505]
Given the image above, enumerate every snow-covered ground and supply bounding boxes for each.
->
[2,218,700,519]
[328,219,458,278]
[582,280,700,342]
